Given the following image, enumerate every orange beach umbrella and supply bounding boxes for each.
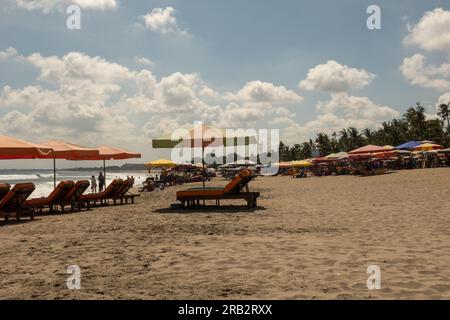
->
[0,135,53,159]
[39,141,101,187]
[68,146,142,181]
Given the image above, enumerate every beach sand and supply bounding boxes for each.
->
[1,168,450,300]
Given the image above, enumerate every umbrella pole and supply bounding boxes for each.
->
[103,159,106,183]
[202,145,205,189]
[53,157,56,188]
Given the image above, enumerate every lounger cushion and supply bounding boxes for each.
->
[0,183,11,200]
[0,183,36,211]
[65,180,90,201]
[25,181,75,206]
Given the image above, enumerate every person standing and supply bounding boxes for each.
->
[98,172,105,192]
[91,175,97,194]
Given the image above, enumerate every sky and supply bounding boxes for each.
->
[1,0,450,168]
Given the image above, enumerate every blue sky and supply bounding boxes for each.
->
[1,0,450,168]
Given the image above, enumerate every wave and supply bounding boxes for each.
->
[0,173,58,181]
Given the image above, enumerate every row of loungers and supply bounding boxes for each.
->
[176,169,260,209]
[0,178,139,222]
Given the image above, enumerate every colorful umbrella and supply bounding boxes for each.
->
[147,159,177,168]
[349,145,393,154]
[290,160,313,167]
[414,143,443,151]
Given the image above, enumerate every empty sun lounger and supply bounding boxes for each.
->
[107,178,140,205]
[60,180,90,212]
[0,183,11,201]
[24,181,75,213]
[80,179,123,206]
[0,183,36,221]
[176,169,260,208]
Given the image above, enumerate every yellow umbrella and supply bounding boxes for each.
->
[290,160,313,167]
[147,158,176,167]
[414,143,443,151]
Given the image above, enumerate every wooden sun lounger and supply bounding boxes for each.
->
[0,183,11,201]
[80,179,123,206]
[105,178,140,205]
[59,180,90,212]
[176,169,260,209]
[24,181,75,213]
[0,183,36,221]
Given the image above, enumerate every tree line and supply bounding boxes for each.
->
[279,102,450,162]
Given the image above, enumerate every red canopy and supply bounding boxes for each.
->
[349,145,393,154]
[39,141,100,159]
[69,146,141,161]
[0,135,53,159]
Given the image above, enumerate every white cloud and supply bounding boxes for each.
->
[135,56,155,67]
[141,7,187,35]
[404,8,450,53]
[0,47,18,60]
[299,60,376,92]
[399,54,450,92]
[0,49,400,157]
[437,92,450,106]
[226,80,303,103]
[274,93,399,144]
[12,0,117,13]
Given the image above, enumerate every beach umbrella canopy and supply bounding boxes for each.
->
[67,145,141,183]
[39,141,100,159]
[0,135,53,159]
[349,145,393,154]
[38,140,101,188]
[395,141,421,150]
[93,146,142,160]
[231,159,257,166]
[414,143,443,151]
[290,160,313,167]
[147,158,176,168]
[325,151,348,160]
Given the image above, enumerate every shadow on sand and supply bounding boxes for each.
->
[154,204,267,214]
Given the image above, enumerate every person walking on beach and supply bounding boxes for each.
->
[98,172,105,192]
[91,175,97,194]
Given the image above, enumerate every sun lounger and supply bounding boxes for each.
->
[0,183,11,201]
[59,180,90,212]
[108,178,140,205]
[24,181,75,213]
[80,179,123,206]
[0,183,36,221]
[176,169,260,208]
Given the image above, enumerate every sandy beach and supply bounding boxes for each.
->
[1,168,450,300]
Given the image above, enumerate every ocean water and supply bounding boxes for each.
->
[0,170,148,198]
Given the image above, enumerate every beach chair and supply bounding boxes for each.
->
[106,178,140,205]
[24,181,75,213]
[0,183,36,221]
[80,179,123,207]
[0,183,11,201]
[176,169,260,209]
[59,180,90,212]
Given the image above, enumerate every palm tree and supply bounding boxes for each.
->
[404,102,426,140]
[438,102,450,132]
